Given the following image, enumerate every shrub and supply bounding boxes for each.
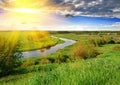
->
[21,60,39,67]
[113,37,120,44]
[0,36,22,76]
[89,36,117,46]
[71,42,98,59]
[40,58,51,64]
[47,57,55,63]
[89,37,104,46]
[55,51,69,63]
[112,46,120,51]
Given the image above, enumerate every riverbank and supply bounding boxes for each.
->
[0,31,64,52]
[22,37,76,58]
[19,37,64,52]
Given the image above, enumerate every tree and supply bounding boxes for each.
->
[0,36,22,76]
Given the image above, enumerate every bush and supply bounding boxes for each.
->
[89,37,104,46]
[89,36,117,46]
[40,58,51,64]
[0,36,22,76]
[55,51,69,63]
[113,37,120,44]
[112,46,120,51]
[71,42,98,59]
[21,60,39,67]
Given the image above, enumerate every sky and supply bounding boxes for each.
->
[0,0,120,31]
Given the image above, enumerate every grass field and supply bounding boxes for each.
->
[0,31,64,52]
[0,32,120,85]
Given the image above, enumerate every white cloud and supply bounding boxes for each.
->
[0,22,120,31]
[112,8,120,12]
[112,22,120,27]
[74,1,85,8]
[88,1,102,7]
[36,24,120,31]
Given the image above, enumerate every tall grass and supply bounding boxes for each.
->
[89,35,120,47]
[27,52,120,85]
[112,46,120,51]
[0,64,59,85]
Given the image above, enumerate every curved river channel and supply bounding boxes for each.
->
[22,37,76,58]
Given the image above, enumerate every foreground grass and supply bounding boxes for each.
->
[0,44,120,85]
[0,52,119,85]
[0,64,59,85]
[28,52,120,85]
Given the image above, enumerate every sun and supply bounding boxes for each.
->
[14,8,37,13]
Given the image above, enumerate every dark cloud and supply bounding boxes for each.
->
[53,0,120,18]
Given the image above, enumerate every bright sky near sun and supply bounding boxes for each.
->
[0,0,120,31]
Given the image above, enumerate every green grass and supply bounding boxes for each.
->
[18,32,64,52]
[55,33,96,42]
[98,44,120,53]
[0,31,64,52]
[18,37,63,52]
[0,64,59,85]
[0,32,120,85]
[0,50,119,85]
[27,52,120,85]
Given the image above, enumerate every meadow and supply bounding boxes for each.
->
[0,31,64,52]
[0,31,120,85]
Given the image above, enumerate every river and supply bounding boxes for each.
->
[22,37,76,58]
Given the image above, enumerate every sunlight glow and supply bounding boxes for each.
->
[2,0,50,13]
[0,0,65,31]
[9,0,49,8]
[6,8,45,13]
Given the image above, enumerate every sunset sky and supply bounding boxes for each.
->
[0,0,120,31]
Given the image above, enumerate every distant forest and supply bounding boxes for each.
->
[50,31,120,35]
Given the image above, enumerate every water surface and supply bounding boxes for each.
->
[22,37,76,58]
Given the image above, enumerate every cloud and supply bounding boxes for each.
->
[0,20,119,31]
[23,24,120,31]
[53,0,120,18]
[112,22,120,27]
